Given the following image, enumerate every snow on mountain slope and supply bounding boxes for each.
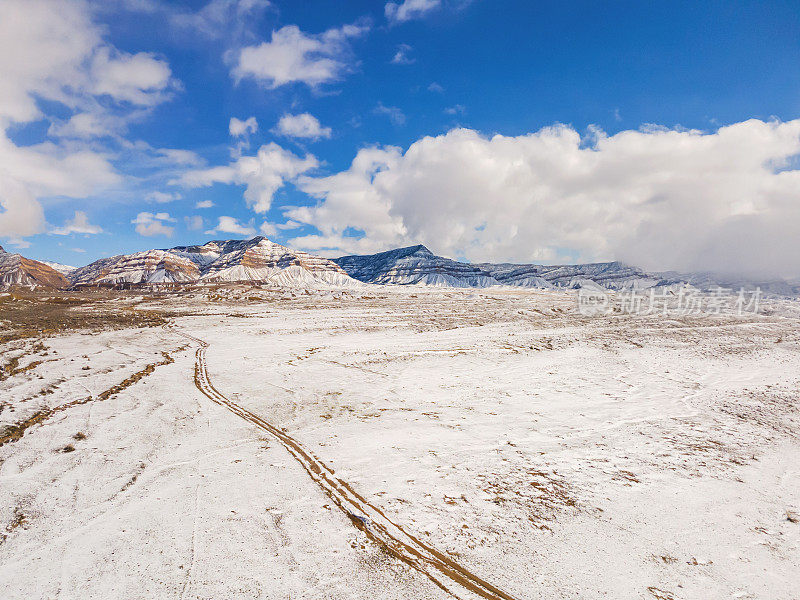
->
[0,247,70,289]
[71,251,200,286]
[536,262,662,290]
[196,237,356,285]
[40,261,77,276]
[335,246,656,290]
[335,245,500,287]
[72,237,359,288]
[471,263,555,289]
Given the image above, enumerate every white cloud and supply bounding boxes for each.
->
[147,191,182,203]
[185,215,204,230]
[6,238,31,249]
[233,22,369,88]
[276,219,302,230]
[48,112,127,139]
[391,44,415,65]
[230,116,258,137]
[132,211,176,237]
[259,221,277,236]
[205,216,256,236]
[171,0,271,40]
[274,113,332,140]
[51,211,103,235]
[0,0,177,242]
[154,148,204,166]
[0,179,46,240]
[428,82,444,93]
[374,103,406,126]
[177,142,318,213]
[90,46,174,106]
[0,129,120,241]
[195,200,215,208]
[289,120,800,277]
[385,0,441,24]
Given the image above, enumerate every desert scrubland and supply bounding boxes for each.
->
[1,287,798,599]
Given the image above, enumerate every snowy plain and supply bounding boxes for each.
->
[1,286,798,599]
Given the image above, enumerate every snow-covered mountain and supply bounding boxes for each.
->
[335,246,800,294]
[70,250,200,286]
[71,237,357,287]
[334,246,654,290]
[334,245,499,287]
[18,237,799,294]
[40,261,77,276]
[0,246,70,289]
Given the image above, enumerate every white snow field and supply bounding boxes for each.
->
[1,286,798,599]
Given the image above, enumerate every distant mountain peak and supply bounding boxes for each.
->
[406,244,433,256]
[0,245,5,254]
[0,251,70,289]
[71,235,357,288]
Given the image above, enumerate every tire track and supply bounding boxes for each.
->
[0,351,175,448]
[181,331,519,600]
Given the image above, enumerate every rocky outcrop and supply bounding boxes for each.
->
[0,251,70,289]
[334,245,499,287]
[535,262,660,290]
[72,237,357,287]
[179,237,355,285]
[339,248,682,291]
[71,251,200,286]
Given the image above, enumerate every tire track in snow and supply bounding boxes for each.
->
[182,331,519,600]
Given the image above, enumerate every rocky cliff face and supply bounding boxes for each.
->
[71,250,200,286]
[338,248,683,291]
[72,237,357,287]
[175,237,355,285]
[535,262,660,290]
[0,251,70,289]
[334,245,499,287]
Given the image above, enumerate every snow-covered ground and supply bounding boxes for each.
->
[1,287,798,599]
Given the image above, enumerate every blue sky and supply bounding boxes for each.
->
[3,0,800,275]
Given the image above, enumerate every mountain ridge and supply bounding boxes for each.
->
[6,237,798,295]
[68,236,357,288]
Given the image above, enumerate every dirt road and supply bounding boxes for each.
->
[183,330,519,600]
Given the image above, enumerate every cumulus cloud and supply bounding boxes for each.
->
[0,0,174,122]
[195,200,215,208]
[50,211,103,235]
[0,0,177,242]
[205,215,256,236]
[0,129,120,242]
[274,113,332,140]
[90,46,174,106]
[288,120,800,277]
[230,116,258,137]
[232,22,369,88]
[132,211,176,237]
[0,180,46,239]
[385,0,441,24]
[177,142,318,213]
